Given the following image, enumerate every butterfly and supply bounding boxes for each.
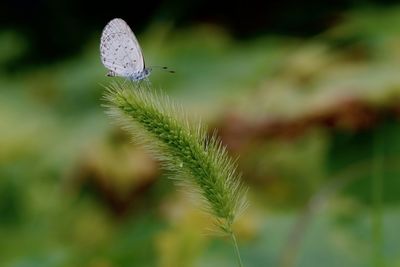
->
[100,18,173,81]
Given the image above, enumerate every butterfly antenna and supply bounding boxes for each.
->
[151,65,175,74]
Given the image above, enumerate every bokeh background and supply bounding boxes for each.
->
[1,1,400,266]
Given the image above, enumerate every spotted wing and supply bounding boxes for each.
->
[100,18,144,77]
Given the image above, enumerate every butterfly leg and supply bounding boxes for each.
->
[144,77,152,87]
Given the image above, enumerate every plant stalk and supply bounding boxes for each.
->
[230,232,244,267]
[372,130,384,267]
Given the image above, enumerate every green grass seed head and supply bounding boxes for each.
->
[103,81,248,234]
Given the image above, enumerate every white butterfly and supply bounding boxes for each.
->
[100,18,151,81]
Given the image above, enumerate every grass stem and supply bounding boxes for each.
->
[230,232,244,267]
[372,130,384,267]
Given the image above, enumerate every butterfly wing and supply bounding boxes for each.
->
[100,18,145,77]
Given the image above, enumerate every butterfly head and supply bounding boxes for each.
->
[143,68,152,76]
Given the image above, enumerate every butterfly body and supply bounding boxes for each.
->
[106,68,152,81]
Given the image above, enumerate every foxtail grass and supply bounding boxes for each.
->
[103,81,247,266]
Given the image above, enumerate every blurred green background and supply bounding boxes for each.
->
[1,1,400,266]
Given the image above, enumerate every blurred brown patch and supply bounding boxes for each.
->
[218,95,387,152]
[67,129,160,217]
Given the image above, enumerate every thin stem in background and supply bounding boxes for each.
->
[372,130,384,267]
[230,232,244,267]
[278,159,387,267]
